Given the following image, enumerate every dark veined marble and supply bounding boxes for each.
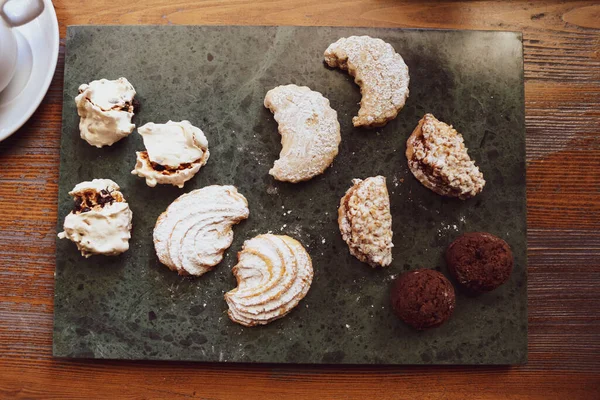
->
[54,26,526,364]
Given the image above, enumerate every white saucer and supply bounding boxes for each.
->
[0,0,59,142]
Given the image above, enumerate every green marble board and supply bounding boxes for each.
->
[54,26,527,364]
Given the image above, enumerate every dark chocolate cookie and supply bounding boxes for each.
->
[391,269,455,330]
[445,232,513,294]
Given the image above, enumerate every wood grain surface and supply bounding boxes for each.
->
[1,0,599,398]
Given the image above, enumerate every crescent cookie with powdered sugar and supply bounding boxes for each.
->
[264,84,341,183]
[324,36,409,128]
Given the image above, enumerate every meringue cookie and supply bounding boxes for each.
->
[406,114,485,199]
[75,78,136,147]
[58,179,133,258]
[131,120,210,188]
[153,185,249,276]
[225,234,313,327]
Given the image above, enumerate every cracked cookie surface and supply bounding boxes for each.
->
[131,120,209,188]
[58,179,133,258]
[264,84,340,183]
[406,114,485,199]
[324,36,409,128]
[338,176,393,267]
[75,78,136,147]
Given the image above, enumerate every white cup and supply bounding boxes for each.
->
[0,0,44,92]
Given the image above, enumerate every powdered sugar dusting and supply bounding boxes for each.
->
[338,176,393,267]
[407,114,485,199]
[264,85,341,182]
[324,36,410,128]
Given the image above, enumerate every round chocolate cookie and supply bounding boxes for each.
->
[391,269,455,330]
[445,232,513,294]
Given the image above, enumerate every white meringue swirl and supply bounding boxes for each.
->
[153,185,249,276]
[225,234,313,326]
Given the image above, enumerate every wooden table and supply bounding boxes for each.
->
[1,1,599,398]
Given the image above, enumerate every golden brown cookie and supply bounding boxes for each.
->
[406,114,485,199]
[324,36,409,128]
[225,234,313,327]
[338,176,393,267]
